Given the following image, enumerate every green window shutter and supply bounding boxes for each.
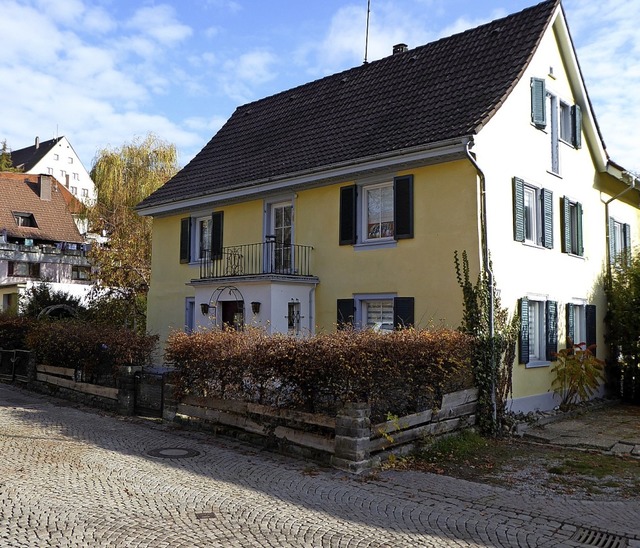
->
[541,188,553,249]
[337,299,355,329]
[393,297,414,329]
[179,217,191,264]
[566,303,575,346]
[562,196,571,253]
[519,297,529,364]
[513,177,525,242]
[546,300,558,361]
[571,104,582,149]
[211,211,224,259]
[624,223,631,255]
[576,202,584,256]
[531,78,546,128]
[585,304,597,351]
[339,185,357,245]
[393,175,414,239]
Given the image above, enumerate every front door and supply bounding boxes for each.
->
[221,300,244,330]
[269,202,293,273]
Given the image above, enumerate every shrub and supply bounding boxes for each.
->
[0,314,35,350]
[26,320,157,384]
[165,327,473,421]
[551,341,604,408]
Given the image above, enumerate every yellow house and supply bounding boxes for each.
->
[137,0,639,413]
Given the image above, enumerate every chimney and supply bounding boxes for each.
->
[35,136,40,149]
[39,175,52,201]
[393,43,408,55]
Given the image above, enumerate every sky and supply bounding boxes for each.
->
[1,0,639,174]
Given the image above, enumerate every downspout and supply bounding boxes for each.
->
[604,176,637,288]
[465,138,497,427]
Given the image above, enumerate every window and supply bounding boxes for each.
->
[71,265,91,280]
[179,212,223,264]
[519,297,557,366]
[73,172,80,180]
[53,154,59,160]
[339,175,413,245]
[47,167,54,175]
[337,296,414,330]
[68,157,73,164]
[513,178,553,248]
[13,213,36,227]
[363,183,394,241]
[70,186,77,195]
[185,297,195,334]
[562,197,583,256]
[609,217,631,264]
[566,303,596,350]
[531,78,582,174]
[81,188,89,198]
[287,301,301,335]
[8,261,40,278]
[60,169,66,179]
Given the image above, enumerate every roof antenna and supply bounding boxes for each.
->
[363,0,371,64]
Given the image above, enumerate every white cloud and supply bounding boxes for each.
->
[127,5,192,46]
[219,50,279,103]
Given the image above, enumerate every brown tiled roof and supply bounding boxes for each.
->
[139,0,558,210]
[0,172,83,243]
[10,137,64,171]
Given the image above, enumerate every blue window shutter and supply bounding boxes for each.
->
[339,185,357,245]
[531,78,546,128]
[337,299,355,329]
[513,177,525,242]
[571,104,582,149]
[393,175,414,239]
[566,303,575,346]
[561,196,571,253]
[180,217,191,264]
[393,297,414,328]
[586,305,597,351]
[546,300,558,361]
[541,188,553,249]
[576,202,584,256]
[519,298,529,364]
[211,211,224,259]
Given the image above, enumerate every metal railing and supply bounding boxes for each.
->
[199,241,313,279]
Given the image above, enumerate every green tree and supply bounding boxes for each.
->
[605,252,640,402]
[0,140,18,171]
[87,133,178,329]
[20,282,84,319]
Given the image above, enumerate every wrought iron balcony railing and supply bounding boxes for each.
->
[199,241,313,279]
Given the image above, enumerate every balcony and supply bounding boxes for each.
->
[199,241,314,279]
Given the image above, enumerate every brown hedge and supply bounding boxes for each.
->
[166,327,473,421]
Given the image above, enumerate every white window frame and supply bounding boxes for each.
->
[361,182,394,243]
[194,216,211,261]
[559,101,573,144]
[527,299,545,363]
[567,200,581,255]
[523,184,541,246]
[354,293,395,332]
[611,218,630,262]
[70,186,77,195]
[568,300,587,347]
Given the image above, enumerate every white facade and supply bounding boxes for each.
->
[23,136,96,207]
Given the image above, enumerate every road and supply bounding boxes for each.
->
[1,384,638,547]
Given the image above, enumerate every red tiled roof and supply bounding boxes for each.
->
[0,172,83,243]
[138,0,559,210]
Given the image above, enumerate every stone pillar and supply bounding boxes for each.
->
[26,351,37,382]
[116,369,136,416]
[331,402,371,474]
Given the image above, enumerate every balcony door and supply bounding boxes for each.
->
[269,202,293,273]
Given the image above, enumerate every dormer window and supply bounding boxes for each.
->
[13,212,37,227]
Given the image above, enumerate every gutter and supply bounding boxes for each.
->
[465,138,497,427]
[137,137,471,217]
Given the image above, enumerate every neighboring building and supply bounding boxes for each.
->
[10,136,96,207]
[137,0,640,413]
[0,173,93,312]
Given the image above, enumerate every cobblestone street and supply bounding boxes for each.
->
[1,384,639,547]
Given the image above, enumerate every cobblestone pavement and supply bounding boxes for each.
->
[1,384,639,548]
